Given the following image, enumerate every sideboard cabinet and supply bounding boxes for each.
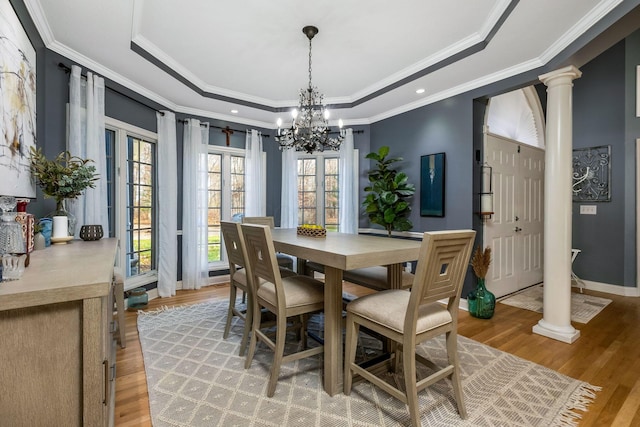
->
[0,239,118,426]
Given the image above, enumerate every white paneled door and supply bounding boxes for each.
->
[484,133,544,298]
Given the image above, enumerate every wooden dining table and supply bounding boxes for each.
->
[270,228,422,396]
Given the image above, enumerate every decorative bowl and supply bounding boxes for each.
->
[79,225,104,241]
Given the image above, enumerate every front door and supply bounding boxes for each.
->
[484,133,544,297]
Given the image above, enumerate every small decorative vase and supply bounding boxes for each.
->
[34,232,46,250]
[48,199,76,237]
[467,278,496,319]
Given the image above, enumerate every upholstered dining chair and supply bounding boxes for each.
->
[240,223,325,397]
[344,230,476,427]
[242,216,295,271]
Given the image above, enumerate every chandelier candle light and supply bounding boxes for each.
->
[275,26,343,154]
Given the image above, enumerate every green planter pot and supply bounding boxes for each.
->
[468,278,495,319]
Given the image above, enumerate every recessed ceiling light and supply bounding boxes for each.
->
[416,88,425,94]
[231,109,238,114]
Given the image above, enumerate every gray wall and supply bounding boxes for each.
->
[572,40,627,285]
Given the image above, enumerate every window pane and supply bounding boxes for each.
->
[298,158,317,225]
[208,153,223,262]
[325,157,340,231]
[105,129,115,238]
[126,136,156,278]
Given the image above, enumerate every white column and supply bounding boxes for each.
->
[533,65,582,344]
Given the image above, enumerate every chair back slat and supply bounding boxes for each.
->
[243,216,275,229]
[240,223,281,287]
[221,221,248,271]
[406,230,475,328]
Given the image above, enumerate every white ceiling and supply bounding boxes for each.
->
[25,0,623,128]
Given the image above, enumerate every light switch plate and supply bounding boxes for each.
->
[580,205,597,215]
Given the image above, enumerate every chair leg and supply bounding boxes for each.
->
[238,292,252,357]
[267,315,287,397]
[343,313,359,395]
[224,282,238,340]
[403,346,420,427]
[244,298,262,370]
[446,331,467,419]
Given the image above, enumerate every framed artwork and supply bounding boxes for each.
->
[572,145,611,202]
[0,0,37,198]
[420,152,445,217]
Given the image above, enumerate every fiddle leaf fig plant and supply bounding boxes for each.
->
[363,146,415,237]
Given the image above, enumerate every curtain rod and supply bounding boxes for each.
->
[58,62,165,113]
[178,119,270,138]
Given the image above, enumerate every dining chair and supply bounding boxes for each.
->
[344,230,475,427]
[220,221,255,356]
[241,223,325,397]
[242,216,295,271]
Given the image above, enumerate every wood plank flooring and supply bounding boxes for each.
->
[114,284,640,426]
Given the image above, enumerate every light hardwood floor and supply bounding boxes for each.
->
[114,284,640,427]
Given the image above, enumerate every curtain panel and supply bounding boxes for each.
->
[339,128,357,233]
[156,111,178,297]
[182,119,210,290]
[245,130,266,216]
[68,65,108,237]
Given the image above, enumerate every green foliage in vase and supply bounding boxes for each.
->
[362,146,415,237]
[29,147,99,208]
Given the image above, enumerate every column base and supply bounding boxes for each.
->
[532,319,580,344]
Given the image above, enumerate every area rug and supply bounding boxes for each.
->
[498,284,612,324]
[138,300,600,427]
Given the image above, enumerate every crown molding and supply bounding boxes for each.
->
[24,0,53,45]
[539,0,624,63]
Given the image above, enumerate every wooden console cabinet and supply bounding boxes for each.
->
[0,239,118,427]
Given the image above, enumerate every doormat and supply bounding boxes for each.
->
[498,284,612,323]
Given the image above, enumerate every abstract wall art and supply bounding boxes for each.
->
[0,0,37,198]
[420,152,445,217]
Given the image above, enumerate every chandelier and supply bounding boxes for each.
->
[275,26,343,154]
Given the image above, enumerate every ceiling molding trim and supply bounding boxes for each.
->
[369,57,544,124]
[538,0,624,64]
[24,0,54,45]
[46,40,177,112]
[128,0,519,113]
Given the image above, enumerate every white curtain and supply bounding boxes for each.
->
[280,148,298,228]
[156,111,178,297]
[68,65,108,237]
[182,119,210,290]
[244,129,265,216]
[339,128,358,233]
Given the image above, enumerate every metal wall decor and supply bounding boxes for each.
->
[572,145,611,202]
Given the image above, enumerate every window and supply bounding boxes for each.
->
[297,153,340,231]
[207,147,247,268]
[105,118,158,289]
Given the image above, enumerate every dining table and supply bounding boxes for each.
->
[270,228,422,396]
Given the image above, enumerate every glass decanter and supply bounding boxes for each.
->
[0,196,26,255]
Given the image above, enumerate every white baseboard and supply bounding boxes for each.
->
[582,280,640,297]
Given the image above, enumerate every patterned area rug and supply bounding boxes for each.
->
[499,284,612,323]
[138,301,600,427]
